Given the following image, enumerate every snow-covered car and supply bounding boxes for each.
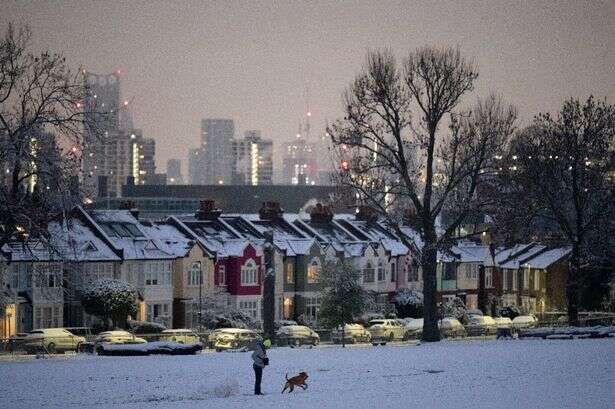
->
[331,324,372,344]
[274,320,298,330]
[465,315,497,336]
[160,329,200,344]
[23,328,86,354]
[276,325,320,347]
[368,319,408,344]
[494,317,513,329]
[512,315,538,329]
[403,318,424,339]
[212,328,261,351]
[439,318,467,338]
[94,330,147,347]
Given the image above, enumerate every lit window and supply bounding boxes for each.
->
[241,259,258,286]
[307,259,320,284]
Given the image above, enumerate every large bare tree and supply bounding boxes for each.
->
[328,47,516,341]
[0,23,100,249]
[491,97,615,325]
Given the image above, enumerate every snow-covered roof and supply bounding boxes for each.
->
[452,244,489,263]
[87,210,175,260]
[2,218,120,262]
[520,247,572,269]
[498,244,547,269]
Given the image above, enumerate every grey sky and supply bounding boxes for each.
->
[4,0,614,173]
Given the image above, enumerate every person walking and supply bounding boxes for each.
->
[251,340,269,395]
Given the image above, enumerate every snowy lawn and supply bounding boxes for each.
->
[1,338,614,409]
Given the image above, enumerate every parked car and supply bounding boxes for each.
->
[274,320,298,330]
[94,330,147,346]
[403,318,424,339]
[465,315,498,336]
[23,328,86,354]
[4,332,29,352]
[439,318,467,338]
[212,328,261,352]
[331,324,372,344]
[276,325,320,347]
[160,329,200,344]
[512,315,538,329]
[368,319,408,344]
[494,317,513,329]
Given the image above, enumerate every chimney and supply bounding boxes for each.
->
[259,201,283,220]
[309,203,333,223]
[356,205,377,223]
[120,200,139,220]
[195,199,222,220]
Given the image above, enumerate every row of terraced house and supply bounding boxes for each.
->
[1,200,571,337]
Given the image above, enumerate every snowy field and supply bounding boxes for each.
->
[1,339,614,409]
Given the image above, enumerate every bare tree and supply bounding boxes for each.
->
[328,47,516,341]
[0,23,101,249]
[491,97,615,325]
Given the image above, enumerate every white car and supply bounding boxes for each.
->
[465,316,497,336]
[211,328,261,351]
[23,328,86,354]
[276,325,320,347]
[160,329,200,344]
[439,318,467,338]
[368,319,408,344]
[494,317,513,329]
[331,324,372,344]
[94,330,147,346]
[512,315,538,329]
[403,318,424,339]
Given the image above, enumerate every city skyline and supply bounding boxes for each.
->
[3,0,614,173]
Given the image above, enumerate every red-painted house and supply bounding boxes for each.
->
[175,201,264,321]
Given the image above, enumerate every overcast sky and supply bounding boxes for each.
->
[4,0,614,173]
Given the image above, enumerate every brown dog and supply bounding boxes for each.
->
[281,372,309,393]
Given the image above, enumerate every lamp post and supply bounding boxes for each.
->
[198,261,203,331]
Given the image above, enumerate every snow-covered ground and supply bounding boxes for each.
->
[2,339,614,409]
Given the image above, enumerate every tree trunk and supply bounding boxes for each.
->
[567,244,580,326]
[421,234,441,342]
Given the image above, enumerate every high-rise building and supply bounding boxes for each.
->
[201,118,234,184]
[82,71,157,197]
[188,148,206,185]
[166,159,183,185]
[281,130,318,185]
[231,130,273,185]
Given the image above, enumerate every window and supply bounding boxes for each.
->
[307,259,320,284]
[239,300,259,319]
[147,303,170,324]
[218,265,226,285]
[485,268,493,288]
[443,263,456,281]
[534,270,540,291]
[390,262,396,282]
[408,260,419,282]
[286,262,294,284]
[34,305,62,328]
[512,269,518,290]
[377,261,385,281]
[145,262,171,286]
[188,262,201,286]
[241,259,258,286]
[363,262,375,283]
[305,297,320,324]
[523,268,529,290]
